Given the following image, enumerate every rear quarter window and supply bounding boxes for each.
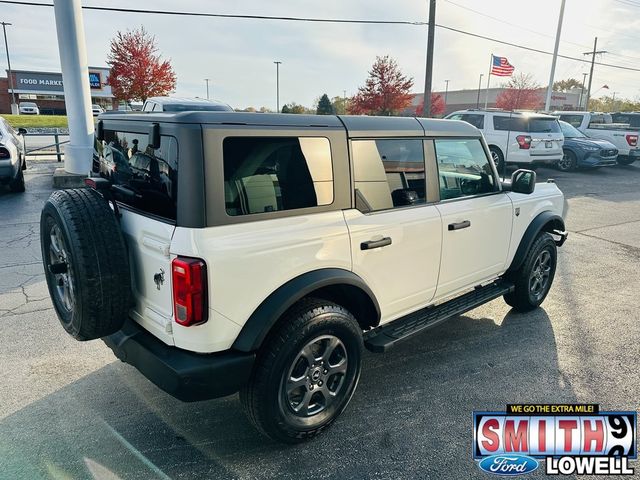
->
[528,118,561,133]
[223,136,333,216]
[100,130,178,221]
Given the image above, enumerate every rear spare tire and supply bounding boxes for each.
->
[40,188,131,340]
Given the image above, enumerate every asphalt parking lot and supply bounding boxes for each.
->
[1,160,639,479]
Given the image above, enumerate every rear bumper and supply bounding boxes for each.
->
[103,318,255,402]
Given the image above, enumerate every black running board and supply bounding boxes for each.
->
[363,280,514,353]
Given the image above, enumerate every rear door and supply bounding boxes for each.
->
[345,138,442,323]
[527,117,563,159]
[433,137,513,299]
[99,128,178,344]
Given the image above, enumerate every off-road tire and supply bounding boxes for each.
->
[40,188,131,340]
[504,232,557,312]
[617,155,636,166]
[240,298,363,443]
[9,166,25,192]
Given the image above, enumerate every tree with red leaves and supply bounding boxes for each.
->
[348,56,414,116]
[106,26,177,103]
[495,73,542,110]
[415,93,445,117]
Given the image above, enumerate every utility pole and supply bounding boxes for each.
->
[579,72,588,109]
[544,0,566,112]
[422,0,436,117]
[444,79,449,106]
[274,61,282,112]
[583,37,607,112]
[204,78,211,99]
[476,74,483,109]
[1,22,17,114]
[343,89,347,114]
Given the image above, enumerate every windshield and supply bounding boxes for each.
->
[559,121,586,138]
[528,118,561,133]
[20,102,36,108]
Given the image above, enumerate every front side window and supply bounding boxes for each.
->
[223,137,333,216]
[352,139,426,212]
[100,131,178,220]
[435,138,497,200]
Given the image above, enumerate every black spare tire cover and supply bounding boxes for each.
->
[40,188,131,340]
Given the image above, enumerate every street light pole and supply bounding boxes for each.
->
[476,74,483,109]
[274,61,282,112]
[579,72,588,109]
[204,78,210,100]
[544,0,566,112]
[1,22,17,114]
[444,79,449,106]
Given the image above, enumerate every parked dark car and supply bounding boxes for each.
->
[557,121,618,171]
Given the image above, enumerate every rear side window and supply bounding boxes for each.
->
[352,139,426,212]
[223,137,333,216]
[493,116,527,132]
[435,138,497,200]
[100,131,178,220]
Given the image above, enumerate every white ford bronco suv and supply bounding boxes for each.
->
[40,112,567,443]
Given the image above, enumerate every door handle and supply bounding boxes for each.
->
[361,237,392,250]
[448,220,471,231]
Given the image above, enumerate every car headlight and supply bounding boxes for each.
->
[582,146,599,151]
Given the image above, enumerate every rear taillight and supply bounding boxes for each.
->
[626,134,638,147]
[516,135,532,149]
[172,256,208,326]
[0,147,10,159]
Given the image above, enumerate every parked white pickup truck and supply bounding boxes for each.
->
[553,111,640,165]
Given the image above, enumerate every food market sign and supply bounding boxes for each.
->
[13,70,106,93]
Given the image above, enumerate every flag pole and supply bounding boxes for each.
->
[484,54,492,109]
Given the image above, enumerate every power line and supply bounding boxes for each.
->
[443,0,591,51]
[2,0,640,73]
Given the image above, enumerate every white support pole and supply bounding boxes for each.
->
[53,0,94,175]
[545,0,566,112]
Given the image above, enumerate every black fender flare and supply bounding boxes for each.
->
[232,268,380,352]
[507,211,566,273]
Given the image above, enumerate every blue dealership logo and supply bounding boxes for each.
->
[478,454,539,476]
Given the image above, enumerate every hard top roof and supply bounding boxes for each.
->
[99,112,481,137]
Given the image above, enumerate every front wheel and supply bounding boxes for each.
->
[240,298,363,443]
[557,150,576,171]
[504,232,557,312]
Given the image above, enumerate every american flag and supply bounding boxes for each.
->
[490,56,515,77]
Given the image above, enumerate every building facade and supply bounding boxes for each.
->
[410,87,582,116]
[0,67,117,114]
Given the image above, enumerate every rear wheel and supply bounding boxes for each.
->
[489,146,505,173]
[240,298,363,443]
[9,166,25,192]
[617,155,636,166]
[504,232,557,312]
[557,150,576,171]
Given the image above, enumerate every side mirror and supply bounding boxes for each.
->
[510,169,536,194]
[460,179,481,196]
[17,127,27,135]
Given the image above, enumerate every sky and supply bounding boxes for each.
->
[2,0,640,110]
